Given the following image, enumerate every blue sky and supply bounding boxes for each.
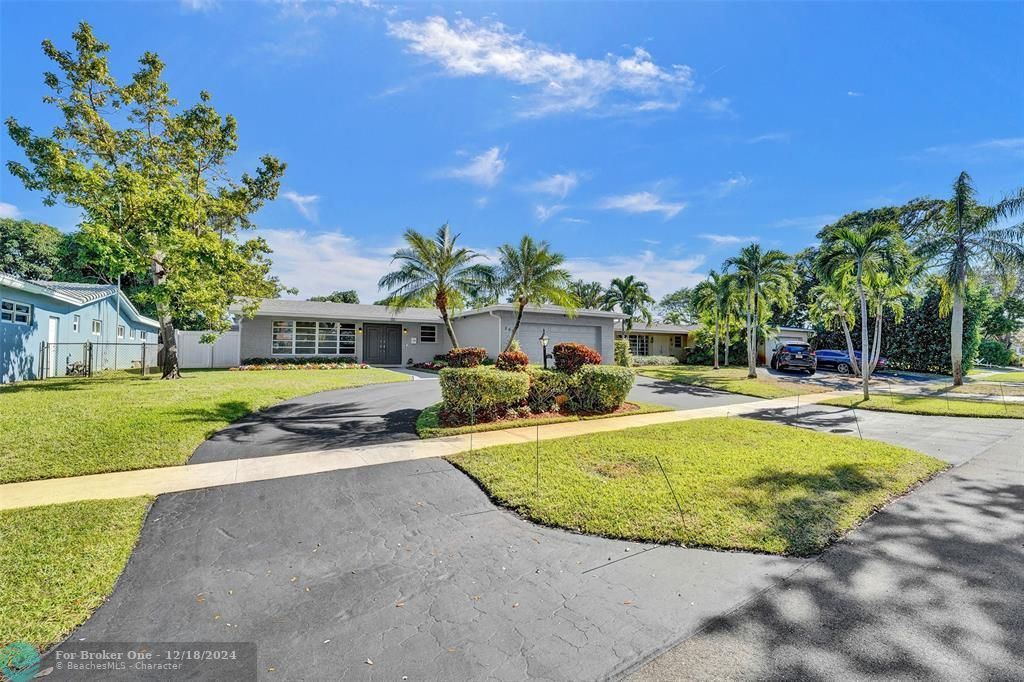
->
[2,0,1021,302]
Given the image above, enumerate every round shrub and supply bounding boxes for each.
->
[552,342,602,373]
[525,367,576,414]
[496,350,529,372]
[613,339,633,367]
[439,366,530,425]
[446,346,488,368]
[977,339,1013,367]
[565,365,635,413]
[631,355,679,367]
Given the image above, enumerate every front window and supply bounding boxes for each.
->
[672,335,682,348]
[91,320,102,336]
[420,324,437,343]
[129,328,135,340]
[117,325,125,339]
[273,320,357,355]
[73,315,80,332]
[0,300,32,325]
[628,334,651,356]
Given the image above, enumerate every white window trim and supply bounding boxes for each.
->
[117,325,125,339]
[73,315,81,333]
[419,324,438,343]
[272,320,357,356]
[91,319,102,336]
[628,334,651,357]
[0,299,32,325]
[129,328,135,340]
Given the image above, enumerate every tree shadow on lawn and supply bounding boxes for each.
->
[741,404,862,434]
[181,399,422,461]
[634,376,736,399]
[659,478,1024,680]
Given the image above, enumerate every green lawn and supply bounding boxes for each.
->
[448,417,944,555]
[638,365,828,399]
[822,394,1024,419]
[978,370,1024,382]
[416,401,672,438]
[0,368,408,483]
[0,498,151,648]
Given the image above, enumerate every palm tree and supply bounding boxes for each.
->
[568,279,606,309]
[725,244,794,378]
[864,271,907,375]
[817,222,908,399]
[808,277,860,376]
[603,275,655,333]
[692,271,734,369]
[497,235,576,351]
[915,172,1024,385]
[378,223,494,348]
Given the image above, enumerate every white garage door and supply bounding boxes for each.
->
[516,323,601,364]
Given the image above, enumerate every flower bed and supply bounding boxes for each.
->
[232,362,369,371]
[411,361,447,371]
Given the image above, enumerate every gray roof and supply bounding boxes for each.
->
[31,280,119,305]
[236,299,444,322]
[619,322,699,334]
[0,273,158,327]
[455,303,622,320]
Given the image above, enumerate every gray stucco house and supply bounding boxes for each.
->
[231,299,622,366]
[0,273,160,383]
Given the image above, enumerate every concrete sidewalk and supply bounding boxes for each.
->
[0,390,847,510]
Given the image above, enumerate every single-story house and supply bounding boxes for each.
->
[227,299,623,367]
[614,322,699,360]
[0,273,160,383]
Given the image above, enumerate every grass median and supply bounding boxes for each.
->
[416,401,673,438]
[637,365,828,399]
[821,393,1024,419]
[448,417,945,555]
[0,368,409,484]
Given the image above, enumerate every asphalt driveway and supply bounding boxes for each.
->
[190,373,755,464]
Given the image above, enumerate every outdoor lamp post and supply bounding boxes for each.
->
[539,329,550,369]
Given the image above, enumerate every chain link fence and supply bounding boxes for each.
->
[39,341,159,379]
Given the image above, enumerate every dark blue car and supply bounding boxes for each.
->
[815,349,886,374]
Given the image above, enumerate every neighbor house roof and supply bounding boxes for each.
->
[617,322,699,335]
[0,273,159,328]
[454,303,622,320]
[234,299,444,323]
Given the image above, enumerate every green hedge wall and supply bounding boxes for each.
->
[439,367,530,423]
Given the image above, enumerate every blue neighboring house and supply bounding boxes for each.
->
[0,273,161,383]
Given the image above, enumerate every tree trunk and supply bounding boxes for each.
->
[869,302,883,375]
[152,255,181,379]
[504,300,526,352]
[840,318,860,377]
[713,314,720,369]
[951,289,965,386]
[723,312,730,366]
[441,308,460,349]
[857,266,870,400]
[746,303,757,379]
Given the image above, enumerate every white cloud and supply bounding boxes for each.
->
[566,250,706,301]
[0,202,20,219]
[923,137,1024,159]
[260,228,395,303]
[847,90,864,97]
[561,217,589,224]
[535,204,566,222]
[388,16,694,116]
[474,197,489,208]
[699,233,758,246]
[529,172,579,199]
[714,174,751,197]
[745,131,790,144]
[598,191,686,219]
[443,147,506,187]
[281,191,320,222]
[181,0,217,10]
[701,96,735,117]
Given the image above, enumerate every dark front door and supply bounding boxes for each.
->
[363,324,403,365]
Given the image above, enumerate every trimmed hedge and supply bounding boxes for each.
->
[631,355,679,366]
[526,367,574,413]
[565,365,635,412]
[496,350,529,372]
[439,367,529,424]
[614,339,633,367]
[978,340,1014,367]
[242,356,358,366]
[447,347,488,368]
[553,343,602,373]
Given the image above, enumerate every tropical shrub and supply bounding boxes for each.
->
[446,346,489,368]
[685,328,748,366]
[496,350,529,372]
[525,367,575,413]
[631,355,679,366]
[613,339,633,367]
[233,362,367,371]
[565,365,635,412]
[242,356,358,366]
[978,339,1013,366]
[439,367,529,424]
[552,342,602,373]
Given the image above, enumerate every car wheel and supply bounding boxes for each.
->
[806,369,816,375]
[837,362,851,374]
[770,356,778,370]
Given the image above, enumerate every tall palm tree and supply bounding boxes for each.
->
[915,172,1024,385]
[692,270,734,369]
[497,235,576,351]
[808,277,860,376]
[725,244,794,379]
[603,275,655,333]
[568,279,606,309]
[818,222,908,399]
[378,223,494,348]
[864,271,907,375]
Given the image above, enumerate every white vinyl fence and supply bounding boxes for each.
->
[175,331,241,369]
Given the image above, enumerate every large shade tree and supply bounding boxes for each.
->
[915,172,1024,385]
[817,222,909,398]
[496,235,576,351]
[657,286,698,325]
[725,244,794,378]
[378,223,494,348]
[603,275,655,333]
[6,23,287,378]
[568,279,606,309]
